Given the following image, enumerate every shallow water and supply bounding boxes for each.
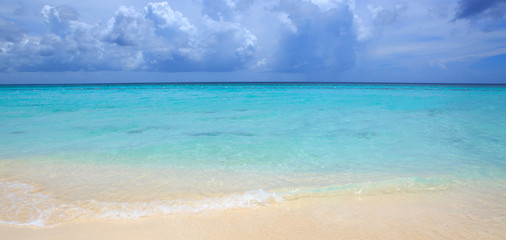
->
[0,83,505,226]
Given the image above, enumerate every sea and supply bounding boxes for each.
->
[0,83,505,227]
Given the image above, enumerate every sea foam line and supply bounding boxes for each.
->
[0,180,285,227]
[0,176,456,227]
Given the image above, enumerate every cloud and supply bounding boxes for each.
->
[0,1,359,73]
[455,0,506,19]
[145,2,196,35]
[41,5,81,35]
[427,3,450,19]
[0,18,25,42]
[272,1,356,72]
[430,46,506,70]
[101,6,149,46]
[13,8,30,16]
[454,0,506,31]
[368,3,408,25]
[201,0,236,21]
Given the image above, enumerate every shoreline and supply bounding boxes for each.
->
[2,190,505,240]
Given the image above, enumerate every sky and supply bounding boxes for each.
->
[0,0,505,84]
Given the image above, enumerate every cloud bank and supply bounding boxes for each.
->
[1,0,505,84]
[0,0,359,73]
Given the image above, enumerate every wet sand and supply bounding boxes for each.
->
[2,190,505,240]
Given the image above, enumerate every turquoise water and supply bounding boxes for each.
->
[1,83,505,225]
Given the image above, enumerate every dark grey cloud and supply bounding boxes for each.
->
[454,0,506,31]
[455,0,506,19]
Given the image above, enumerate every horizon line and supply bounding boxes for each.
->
[1,81,506,86]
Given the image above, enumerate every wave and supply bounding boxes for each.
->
[0,176,456,227]
[0,180,284,226]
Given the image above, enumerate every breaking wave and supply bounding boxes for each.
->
[0,176,455,226]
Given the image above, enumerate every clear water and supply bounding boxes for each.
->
[0,83,505,226]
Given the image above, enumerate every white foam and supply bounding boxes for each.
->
[0,183,285,227]
[0,180,54,226]
[1,175,459,227]
[92,189,284,220]
[1,176,455,227]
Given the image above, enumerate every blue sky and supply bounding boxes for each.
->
[0,0,505,84]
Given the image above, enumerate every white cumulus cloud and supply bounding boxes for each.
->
[0,0,363,73]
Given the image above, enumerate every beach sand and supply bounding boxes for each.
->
[2,189,505,240]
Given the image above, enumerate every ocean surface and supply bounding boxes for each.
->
[0,83,505,226]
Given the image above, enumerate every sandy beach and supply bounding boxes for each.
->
[2,188,505,240]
